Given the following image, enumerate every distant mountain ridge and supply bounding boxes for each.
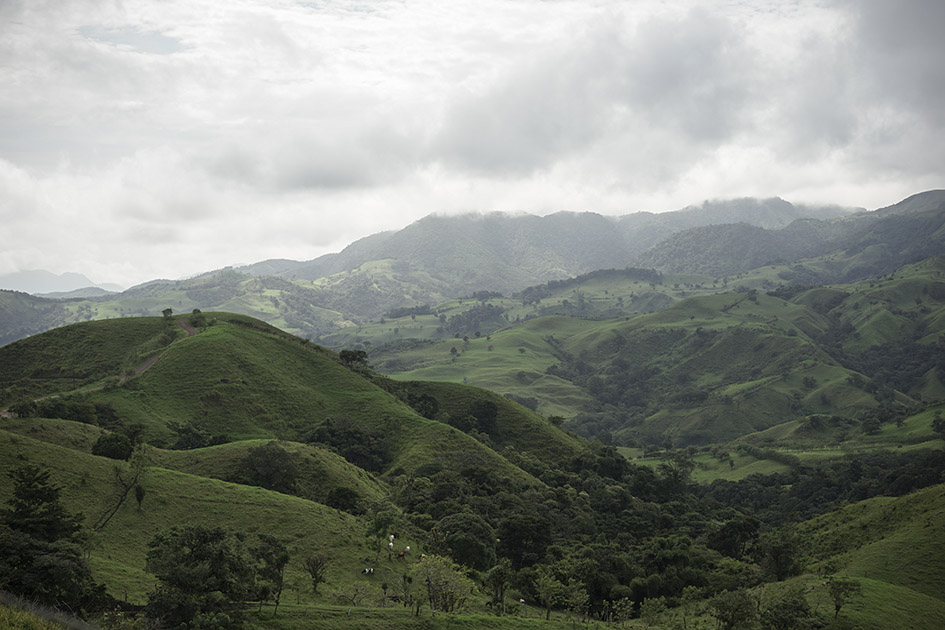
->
[0,269,123,295]
[238,197,857,293]
[634,190,945,278]
[1,192,940,347]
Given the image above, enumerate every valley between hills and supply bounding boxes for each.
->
[2,191,945,629]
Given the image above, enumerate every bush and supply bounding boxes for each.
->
[92,432,134,461]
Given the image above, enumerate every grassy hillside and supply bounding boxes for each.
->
[0,417,388,502]
[0,271,354,348]
[367,256,945,448]
[2,312,944,629]
[0,314,567,485]
[0,316,169,401]
[792,483,945,629]
[318,267,724,350]
[799,483,945,599]
[0,429,374,605]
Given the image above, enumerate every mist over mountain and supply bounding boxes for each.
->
[634,190,945,278]
[0,192,940,348]
[239,197,856,293]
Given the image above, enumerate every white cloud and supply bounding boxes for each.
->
[0,0,942,286]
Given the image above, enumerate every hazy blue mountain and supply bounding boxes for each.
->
[0,269,123,294]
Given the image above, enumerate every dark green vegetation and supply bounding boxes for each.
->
[1,307,943,629]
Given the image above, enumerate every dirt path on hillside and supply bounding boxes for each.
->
[117,318,195,382]
[1,318,198,414]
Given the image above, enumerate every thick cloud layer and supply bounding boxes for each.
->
[0,0,942,287]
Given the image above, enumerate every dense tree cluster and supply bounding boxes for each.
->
[145,525,291,629]
[384,304,434,319]
[238,441,299,494]
[0,465,107,615]
[305,416,390,473]
[10,397,122,429]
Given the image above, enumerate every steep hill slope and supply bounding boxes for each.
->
[794,483,945,629]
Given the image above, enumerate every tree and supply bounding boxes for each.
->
[932,411,945,438]
[828,578,861,619]
[367,509,397,563]
[709,589,758,630]
[3,464,82,542]
[0,464,103,612]
[303,555,329,595]
[496,512,552,569]
[640,596,667,629]
[434,512,497,571]
[325,486,361,513]
[252,534,290,615]
[92,431,134,460]
[240,442,298,494]
[708,515,760,559]
[339,349,369,368]
[467,400,499,434]
[658,450,695,495]
[191,308,208,327]
[483,559,512,615]
[760,586,814,630]
[409,555,474,614]
[144,525,254,629]
[533,565,564,620]
[92,444,149,531]
[169,421,214,450]
[562,580,589,624]
[757,529,803,581]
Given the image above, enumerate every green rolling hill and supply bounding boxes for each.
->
[0,313,581,481]
[367,255,945,449]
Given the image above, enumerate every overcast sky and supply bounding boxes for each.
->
[1,0,943,288]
